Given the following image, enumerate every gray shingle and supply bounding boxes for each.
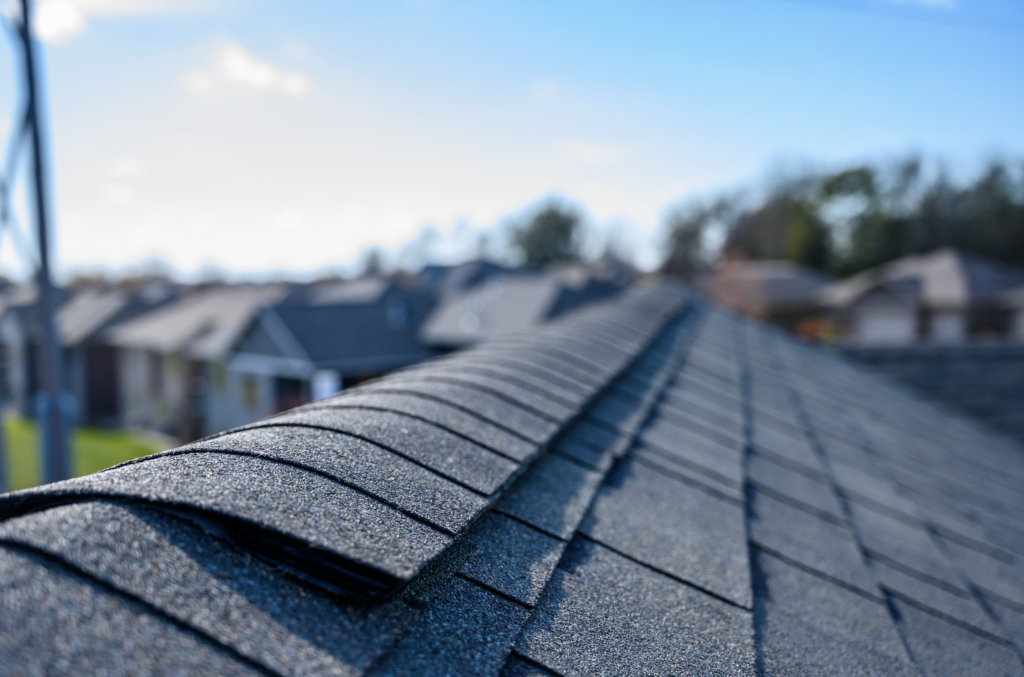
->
[662,386,744,429]
[0,545,261,677]
[632,446,743,500]
[378,371,578,421]
[750,423,821,471]
[748,452,845,521]
[493,453,604,541]
[172,426,488,531]
[941,538,1024,609]
[850,502,966,592]
[750,490,878,598]
[640,417,744,487]
[307,392,537,461]
[443,360,591,401]
[369,576,530,677]
[515,538,755,677]
[499,655,554,677]
[457,512,566,607]
[227,409,519,495]
[752,547,917,676]
[0,452,452,601]
[585,389,649,434]
[873,558,1004,638]
[0,500,414,676]
[893,599,1024,677]
[550,437,611,471]
[579,458,751,608]
[358,380,560,444]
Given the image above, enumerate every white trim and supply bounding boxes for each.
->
[229,352,313,379]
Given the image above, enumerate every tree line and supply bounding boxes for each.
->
[661,157,1024,280]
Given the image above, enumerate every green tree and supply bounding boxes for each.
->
[784,201,830,269]
[661,206,709,280]
[511,203,582,267]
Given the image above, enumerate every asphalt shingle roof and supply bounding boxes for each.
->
[1,281,1023,676]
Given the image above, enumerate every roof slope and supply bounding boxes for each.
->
[106,284,287,359]
[843,343,1024,445]
[822,247,1024,309]
[1,282,1023,676]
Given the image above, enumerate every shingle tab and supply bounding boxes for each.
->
[874,557,1003,638]
[748,452,845,521]
[227,408,519,495]
[358,380,560,444]
[850,502,966,591]
[173,426,489,531]
[0,452,453,602]
[369,576,530,677]
[0,546,261,677]
[579,458,750,608]
[493,453,604,541]
[307,391,537,461]
[515,538,755,677]
[457,512,566,607]
[751,548,918,677]
[893,599,1024,677]
[0,500,414,676]
[749,490,878,597]
[376,371,579,421]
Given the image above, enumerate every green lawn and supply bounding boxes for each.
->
[4,417,168,491]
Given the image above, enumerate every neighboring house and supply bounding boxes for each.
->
[4,287,1024,675]
[419,265,630,349]
[226,278,438,432]
[821,248,1024,346]
[0,284,40,414]
[707,259,833,332]
[418,260,514,299]
[105,284,288,441]
[0,283,177,423]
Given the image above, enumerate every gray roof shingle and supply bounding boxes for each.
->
[2,281,1024,675]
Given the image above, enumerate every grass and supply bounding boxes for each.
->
[3,416,168,491]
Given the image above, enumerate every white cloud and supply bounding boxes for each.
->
[110,155,142,179]
[555,141,623,167]
[35,1,86,43]
[34,0,211,44]
[186,43,310,96]
[99,182,132,205]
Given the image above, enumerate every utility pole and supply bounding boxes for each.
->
[17,0,70,484]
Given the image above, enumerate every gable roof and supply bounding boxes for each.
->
[710,259,834,315]
[105,284,288,360]
[419,268,626,348]
[0,281,1023,675]
[822,247,1024,310]
[234,282,438,376]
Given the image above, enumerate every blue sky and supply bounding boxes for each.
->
[1,0,1022,279]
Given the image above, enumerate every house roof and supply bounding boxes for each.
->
[419,268,626,348]
[1,282,1023,675]
[822,247,1024,310]
[234,283,438,376]
[710,259,834,315]
[56,288,131,345]
[105,284,288,360]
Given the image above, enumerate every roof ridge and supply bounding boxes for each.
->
[0,283,692,605]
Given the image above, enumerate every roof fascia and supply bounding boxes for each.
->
[229,351,314,379]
